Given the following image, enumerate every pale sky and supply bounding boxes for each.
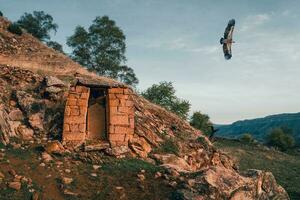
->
[1,0,300,124]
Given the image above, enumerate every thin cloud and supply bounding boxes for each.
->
[240,14,270,32]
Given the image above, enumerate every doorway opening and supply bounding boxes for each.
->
[87,88,107,141]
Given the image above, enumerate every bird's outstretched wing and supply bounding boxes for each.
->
[223,43,232,60]
[223,19,235,60]
[224,19,235,39]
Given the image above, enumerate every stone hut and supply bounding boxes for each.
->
[62,75,135,150]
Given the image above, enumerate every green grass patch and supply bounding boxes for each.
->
[155,138,180,155]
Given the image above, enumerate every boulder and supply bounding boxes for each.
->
[153,154,192,172]
[45,86,63,94]
[16,125,34,140]
[8,181,21,190]
[41,152,53,162]
[45,76,65,87]
[28,113,44,131]
[45,140,64,154]
[8,109,23,121]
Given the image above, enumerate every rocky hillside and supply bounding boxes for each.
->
[216,113,300,142]
[0,15,290,199]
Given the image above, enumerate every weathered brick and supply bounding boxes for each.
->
[109,94,117,99]
[80,92,89,99]
[78,99,88,107]
[119,99,126,106]
[116,94,125,99]
[109,125,115,133]
[109,99,119,106]
[79,123,86,133]
[70,108,80,116]
[63,124,70,132]
[118,106,128,113]
[64,116,86,124]
[70,124,79,132]
[109,133,125,142]
[64,106,71,116]
[66,99,77,106]
[110,106,118,114]
[110,115,129,125]
[79,106,88,116]
[63,131,85,141]
[114,126,128,134]
[109,88,124,94]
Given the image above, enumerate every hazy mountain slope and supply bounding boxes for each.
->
[215,113,300,142]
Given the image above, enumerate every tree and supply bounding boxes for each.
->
[17,11,58,41]
[266,127,295,151]
[67,16,138,86]
[190,111,213,137]
[142,81,191,119]
[240,133,254,144]
[46,41,64,54]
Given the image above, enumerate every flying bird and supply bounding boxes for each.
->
[220,19,235,60]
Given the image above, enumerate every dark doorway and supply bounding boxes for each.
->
[87,88,107,141]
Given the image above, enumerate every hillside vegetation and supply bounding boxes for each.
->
[214,138,300,200]
[216,113,300,142]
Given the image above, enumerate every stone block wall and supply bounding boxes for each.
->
[63,86,90,142]
[107,88,135,147]
[63,85,135,149]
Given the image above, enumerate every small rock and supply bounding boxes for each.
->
[0,171,5,179]
[140,169,146,173]
[46,174,52,178]
[65,169,71,173]
[39,163,46,167]
[154,172,162,179]
[187,179,196,187]
[8,181,21,190]
[169,181,177,188]
[62,177,73,185]
[90,173,97,177]
[163,174,169,180]
[137,174,145,181]
[63,189,78,196]
[92,165,101,170]
[8,169,16,176]
[45,141,64,154]
[42,152,53,162]
[116,186,124,190]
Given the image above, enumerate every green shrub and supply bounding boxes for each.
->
[156,138,179,155]
[240,133,254,144]
[7,23,23,35]
[266,127,295,151]
[0,11,3,17]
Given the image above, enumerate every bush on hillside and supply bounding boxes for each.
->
[190,111,213,137]
[7,23,23,35]
[266,127,295,151]
[0,11,3,17]
[239,133,254,144]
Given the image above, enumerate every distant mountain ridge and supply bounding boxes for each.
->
[215,112,300,142]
